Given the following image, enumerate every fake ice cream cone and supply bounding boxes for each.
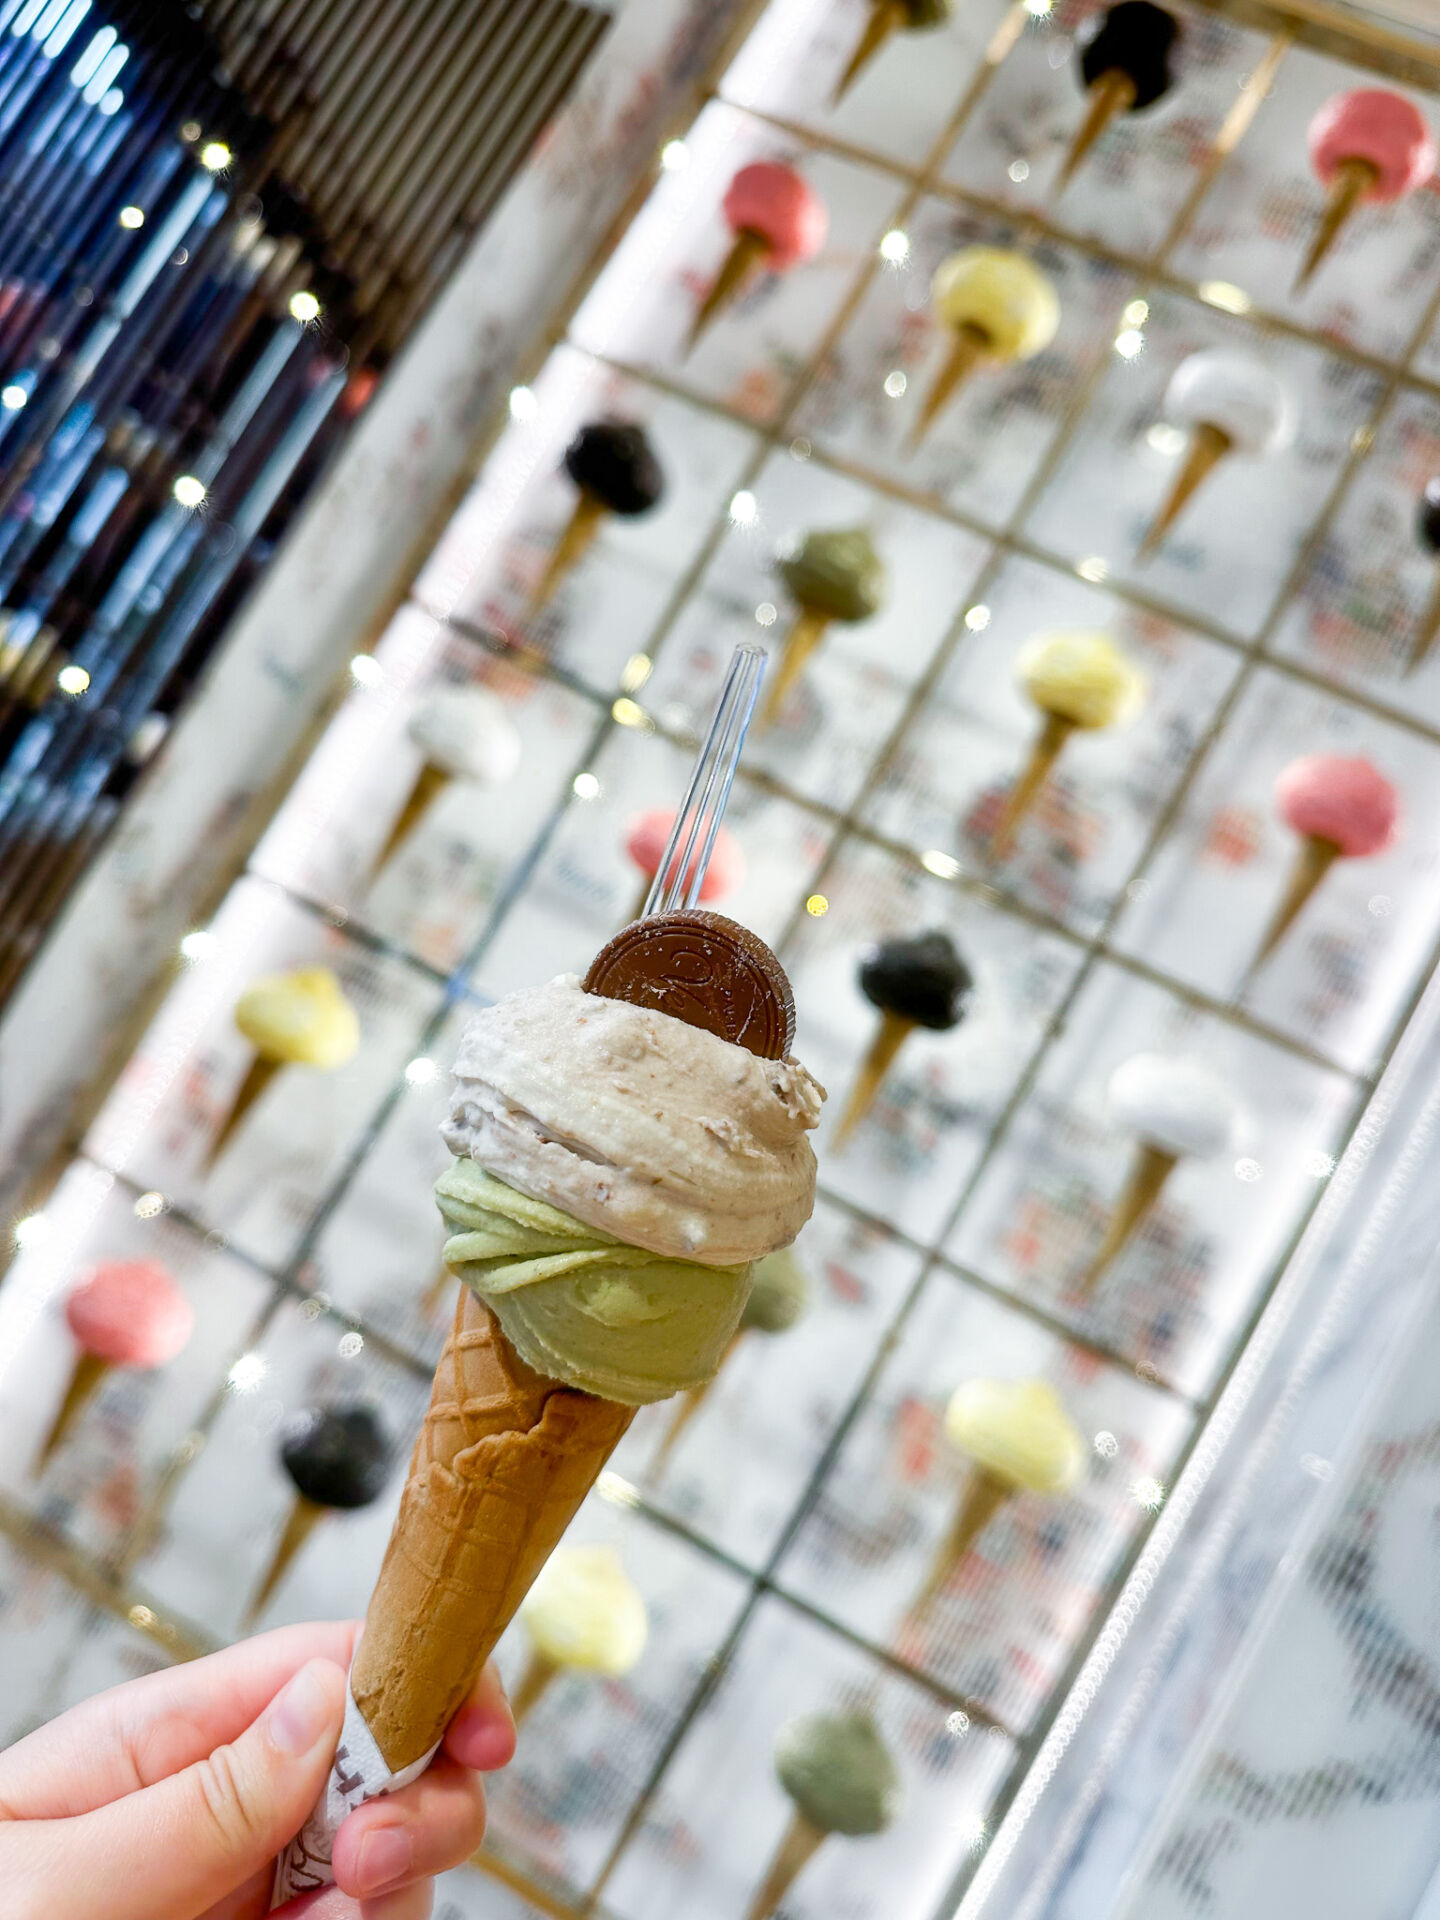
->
[1083,1143,1176,1291]
[747,1810,828,1920]
[834,932,972,1149]
[208,1054,279,1166]
[529,491,607,616]
[1405,479,1440,677]
[1250,754,1399,972]
[1141,421,1231,556]
[245,1405,395,1625]
[1296,91,1435,292]
[1140,350,1292,557]
[1058,2,1180,194]
[909,1466,1011,1617]
[1059,69,1136,190]
[625,806,744,922]
[512,1542,647,1726]
[835,0,908,100]
[764,607,831,725]
[37,1260,193,1471]
[748,1707,901,1920]
[690,163,828,350]
[763,526,886,726]
[378,763,450,870]
[911,248,1060,448]
[376,685,522,871]
[509,1649,561,1724]
[209,968,360,1168]
[528,421,665,618]
[246,1496,327,1626]
[992,711,1075,855]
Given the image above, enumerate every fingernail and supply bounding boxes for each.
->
[354,1825,413,1894]
[267,1661,335,1756]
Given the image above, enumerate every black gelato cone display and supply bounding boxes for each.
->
[245,1405,396,1623]
[1408,477,1440,676]
[1059,1,1180,191]
[834,932,973,1148]
[528,421,665,617]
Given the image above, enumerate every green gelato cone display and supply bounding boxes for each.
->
[764,528,886,726]
[748,1706,902,1920]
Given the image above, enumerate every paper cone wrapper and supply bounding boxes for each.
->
[208,1053,280,1168]
[511,1649,561,1726]
[760,606,831,727]
[245,1496,327,1626]
[527,490,607,618]
[375,762,450,873]
[1405,569,1440,677]
[1140,420,1233,557]
[1251,832,1343,972]
[1081,1142,1178,1293]
[834,0,908,101]
[647,1328,746,1483]
[909,320,989,448]
[992,709,1076,857]
[1056,67,1137,192]
[274,1289,633,1902]
[1296,154,1378,292]
[833,1010,916,1150]
[690,227,769,349]
[908,1467,1011,1620]
[746,1809,829,1920]
[35,1350,108,1472]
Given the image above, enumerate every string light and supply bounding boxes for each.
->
[173,475,206,508]
[288,289,321,323]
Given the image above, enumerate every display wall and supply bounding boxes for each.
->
[4,2,1440,1917]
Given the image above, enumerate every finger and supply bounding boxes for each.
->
[271,1888,363,1919]
[333,1755,486,1901]
[441,1661,514,1773]
[6,1657,347,1920]
[361,1884,433,1920]
[0,1621,361,1819]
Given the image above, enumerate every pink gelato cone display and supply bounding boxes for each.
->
[1297,90,1435,290]
[689,162,828,349]
[1251,754,1400,971]
[37,1261,194,1470]
[625,806,744,923]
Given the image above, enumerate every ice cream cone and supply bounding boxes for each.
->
[1057,67,1137,192]
[1296,154,1379,292]
[1250,832,1342,972]
[510,1648,561,1725]
[647,1327,745,1483]
[689,228,770,350]
[992,710,1076,857]
[527,490,608,618]
[207,1054,280,1167]
[908,320,989,448]
[834,0,908,100]
[909,1467,1010,1619]
[349,1287,634,1772]
[1081,1141,1178,1292]
[246,1495,327,1625]
[1405,569,1440,677]
[1140,420,1233,557]
[833,1009,916,1150]
[35,1350,108,1471]
[375,762,450,872]
[746,1809,829,1920]
[761,607,831,727]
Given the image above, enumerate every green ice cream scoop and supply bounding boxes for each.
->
[774,1706,902,1836]
[776,528,886,623]
[434,1160,752,1406]
[741,1246,811,1335]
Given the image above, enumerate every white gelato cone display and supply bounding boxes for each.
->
[377,684,521,871]
[1140,351,1292,556]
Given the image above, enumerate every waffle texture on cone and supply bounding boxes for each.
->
[351,1291,633,1772]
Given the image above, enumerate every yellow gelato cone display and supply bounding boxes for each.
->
[209,967,360,1167]
[747,1706,902,1920]
[993,631,1145,856]
[511,1544,647,1726]
[764,527,886,727]
[910,248,1060,448]
[908,1378,1084,1620]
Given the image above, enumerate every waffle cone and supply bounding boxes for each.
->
[1405,569,1440,678]
[1296,154,1378,292]
[35,1350,109,1472]
[208,1054,280,1167]
[376,762,450,872]
[833,1010,915,1150]
[909,320,989,448]
[350,1289,633,1771]
[690,228,769,350]
[1140,420,1232,557]
[246,1495,327,1625]
[834,0,907,101]
[1251,832,1342,972]
[746,1809,828,1920]
[760,606,831,727]
[908,1467,1010,1620]
[528,491,607,619]
[1081,1142,1178,1293]
[510,1648,561,1726]
[1057,67,1136,192]
[992,710,1075,857]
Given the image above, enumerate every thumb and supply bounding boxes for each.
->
[23,1657,347,1920]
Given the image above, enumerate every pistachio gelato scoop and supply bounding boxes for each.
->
[1017,630,1146,730]
[944,1378,1086,1494]
[774,1706,902,1836]
[520,1544,648,1674]
[776,528,886,623]
[741,1246,811,1335]
[233,967,360,1068]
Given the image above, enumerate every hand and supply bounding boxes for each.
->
[0,1618,515,1920]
